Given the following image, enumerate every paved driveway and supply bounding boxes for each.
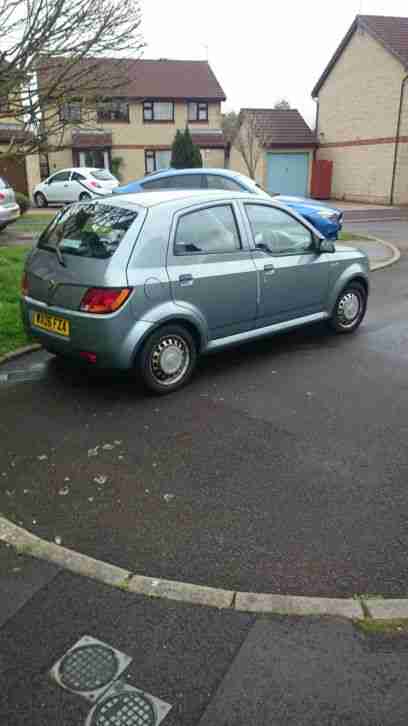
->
[1,223,407,598]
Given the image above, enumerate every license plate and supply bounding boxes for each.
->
[32,312,70,337]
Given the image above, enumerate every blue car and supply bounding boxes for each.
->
[114,168,343,239]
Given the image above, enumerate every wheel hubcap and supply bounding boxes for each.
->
[150,335,190,386]
[338,291,361,326]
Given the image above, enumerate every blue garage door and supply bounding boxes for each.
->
[267,153,309,196]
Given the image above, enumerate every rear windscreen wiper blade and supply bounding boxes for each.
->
[55,240,66,267]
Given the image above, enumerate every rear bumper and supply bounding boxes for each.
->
[0,204,20,226]
[21,296,153,369]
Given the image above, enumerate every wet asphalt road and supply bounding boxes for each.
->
[1,221,408,598]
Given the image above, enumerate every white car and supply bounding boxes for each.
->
[33,167,119,207]
[0,176,20,230]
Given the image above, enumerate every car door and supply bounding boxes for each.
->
[164,174,205,190]
[70,171,88,201]
[45,171,72,203]
[167,201,258,339]
[243,203,329,327]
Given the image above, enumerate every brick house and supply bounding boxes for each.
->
[313,14,408,205]
[0,75,41,196]
[229,108,317,195]
[38,58,227,183]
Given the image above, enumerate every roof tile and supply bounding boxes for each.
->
[240,109,317,147]
[37,58,226,101]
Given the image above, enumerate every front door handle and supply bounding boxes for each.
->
[264,264,275,275]
[179,273,194,286]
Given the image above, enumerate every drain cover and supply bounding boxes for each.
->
[85,682,172,726]
[90,691,156,726]
[59,643,118,692]
[51,636,132,701]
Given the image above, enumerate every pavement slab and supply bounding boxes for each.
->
[0,565,253,726]
[198,616,408,726]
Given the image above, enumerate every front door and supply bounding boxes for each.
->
[167,202,258,339]
[243,203,329,326]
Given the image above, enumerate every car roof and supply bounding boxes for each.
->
[49,167,108,175]
[139,167,248,182]
[112,189,277,209]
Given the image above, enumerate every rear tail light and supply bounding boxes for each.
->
[0,192,5,201]
[21,272,29,296]
[80,287,132,314]
[79,351,97,363]
[88,180,102,188]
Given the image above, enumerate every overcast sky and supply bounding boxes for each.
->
[140,0,408,128]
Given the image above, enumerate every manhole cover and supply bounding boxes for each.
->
[59,643,119,692]
[51,636,133,701]
[90,691,156,726]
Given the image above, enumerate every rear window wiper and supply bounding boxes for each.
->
[55,239,66,267]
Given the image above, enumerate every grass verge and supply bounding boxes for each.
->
[339,230,372,242]
[355,619,408,635]
[0,246,32,356]
[11,211,55,235]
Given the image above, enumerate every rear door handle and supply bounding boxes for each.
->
[179,273,194,286]
[264,264,275,275]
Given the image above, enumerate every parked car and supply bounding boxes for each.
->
[33,168,119,207]
[274,195,343,241]
[0,176,20,230]
[114,168,343,239]
[21,190,369,394]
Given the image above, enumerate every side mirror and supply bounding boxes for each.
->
[319,238,335,253]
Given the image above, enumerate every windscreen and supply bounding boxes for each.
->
[38,202,138,259]
[0,177,10,189]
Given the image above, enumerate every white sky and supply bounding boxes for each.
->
[140,0,408,128]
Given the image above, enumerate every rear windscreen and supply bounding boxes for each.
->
[38,202,138,259]
[0,177,10,189]
[91,170,116,181]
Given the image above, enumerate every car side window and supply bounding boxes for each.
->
[245,204,314,255]
[166,174,203,190]
[72,172,86,182]
[206,175,243,191]
[141,178,170,191]
[49,171,71,184]
[175,205,241,255]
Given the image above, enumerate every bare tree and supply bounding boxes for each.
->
[0,0,144,159]
[221,110,239,146]
[233,111,269,180]
[273,98,290,110]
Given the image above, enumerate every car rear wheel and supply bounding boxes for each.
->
[138,324,197,394]
[34,192,47,208]
[329,281,367,333]
[79,191,92,202]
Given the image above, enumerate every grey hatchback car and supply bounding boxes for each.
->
[21,191,369,394]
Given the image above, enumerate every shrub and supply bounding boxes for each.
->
[171,128,203,169]
[15,192,31,215]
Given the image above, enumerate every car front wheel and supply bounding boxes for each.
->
[138,324,197,394]
[34,192,48,208]
[329,281,367,333]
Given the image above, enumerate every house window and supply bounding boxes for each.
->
[145,149,172,173]
[143,101,174,122]
[97,99,129,123]
[60,101,81,122]
[188,101,208,122]
[78,149,110,169]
